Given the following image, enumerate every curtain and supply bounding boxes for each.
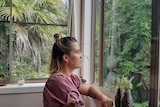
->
[67,0,77,37]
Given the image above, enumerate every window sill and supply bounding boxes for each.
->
[0,83,45,94]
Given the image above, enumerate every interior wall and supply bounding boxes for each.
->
[0,93,43,107]
[0,92,101,107]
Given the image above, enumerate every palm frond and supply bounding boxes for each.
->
[0,7,10,20]
[15,24,32,54]
[14,23,41,66]
[0,0,6,7]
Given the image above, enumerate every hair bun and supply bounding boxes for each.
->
[54,33,62,41]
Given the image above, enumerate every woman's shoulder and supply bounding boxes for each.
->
[49,73,66,81]
[50,72,79,80]
[45,73,70,89]
[71,74,86,88]
[71,74,86,82]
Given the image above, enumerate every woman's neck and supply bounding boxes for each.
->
[60,66,73,77]
[60,71,71,77]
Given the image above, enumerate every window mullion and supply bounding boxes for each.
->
[99,0,105,86]
[149,0,160,106]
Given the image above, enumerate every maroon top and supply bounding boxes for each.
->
[43,74,86,107]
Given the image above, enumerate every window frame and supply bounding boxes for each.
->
[0,0,69,82]
[149,0,160,106]
[91,0,160,106]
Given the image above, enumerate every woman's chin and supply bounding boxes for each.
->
[75,65,82,69]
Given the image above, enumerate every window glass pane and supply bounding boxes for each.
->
[94,0,101,85]
[0,0,68,24]
[0,0,69,82]
[95,0,151,106]
[12,24,68,80]
[0,22,10,79]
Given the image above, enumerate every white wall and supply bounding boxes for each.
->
[0,93,43,107]
[0,93,101,107]
[0,83,44,107]
[0,83,101,107]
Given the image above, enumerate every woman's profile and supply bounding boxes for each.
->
[43,33,114,107]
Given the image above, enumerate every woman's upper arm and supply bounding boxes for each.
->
[78,83,92,95]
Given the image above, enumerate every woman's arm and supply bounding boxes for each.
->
[78,83,114,107]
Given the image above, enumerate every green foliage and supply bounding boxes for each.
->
[110,1,150,75]
[116,76,133,90]
[0,23,9,78]
[0,0,68,80]
[114,0,151,94]
[0,60,9,77]
[100,0,151,103]
[134,101,148,107]
[12,55,49,79]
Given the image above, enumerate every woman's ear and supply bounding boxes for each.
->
[62,54,69,63]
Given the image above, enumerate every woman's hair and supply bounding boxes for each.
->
[49,33,77,73]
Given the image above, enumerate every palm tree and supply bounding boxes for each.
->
[0,0,68,76]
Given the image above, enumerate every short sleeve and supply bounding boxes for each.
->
[71,74,86,88]
[63,90,84,107]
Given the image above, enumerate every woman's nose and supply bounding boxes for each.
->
[80,54,84,58]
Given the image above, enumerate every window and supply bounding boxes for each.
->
[94,0,152,106]
[0,0,69,82]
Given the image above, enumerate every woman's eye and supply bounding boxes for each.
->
[76,50,81,53]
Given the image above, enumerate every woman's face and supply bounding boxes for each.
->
[67,42,83,69]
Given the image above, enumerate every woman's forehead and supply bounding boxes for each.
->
[71,42,80,50]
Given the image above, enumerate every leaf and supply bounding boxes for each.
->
[121,90,134,107]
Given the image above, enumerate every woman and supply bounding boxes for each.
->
[43,33,114,107]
